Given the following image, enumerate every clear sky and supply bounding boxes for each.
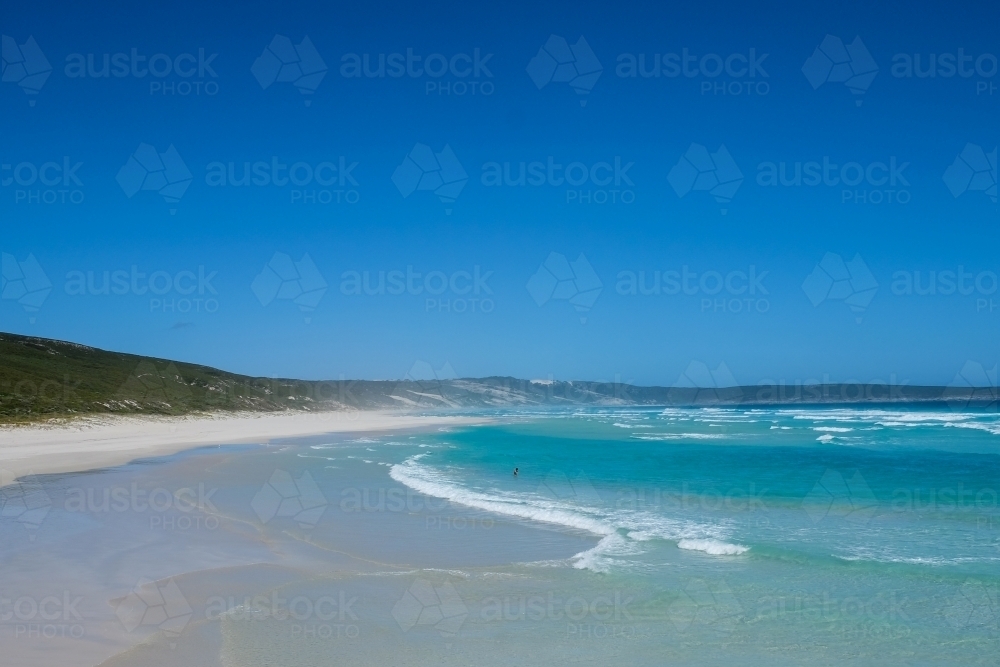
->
[1,0,997,387]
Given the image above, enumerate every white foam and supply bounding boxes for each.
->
[423,568,470,578]
[789,409,978,425]
[630,433,726,441]
[945,421,1000,435]
[570,533,641,572]
[812,427,854,432]
[837,546,1000,566]
[389,458,614,537]
[816,434,835,442]
[677,538,749,556]
[389,455,748,571]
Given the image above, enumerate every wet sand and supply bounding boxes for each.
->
[0,427,596,667]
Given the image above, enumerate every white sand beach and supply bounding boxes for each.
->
[0,411,598,667]
[0,410,486,478]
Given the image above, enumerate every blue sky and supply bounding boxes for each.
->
[1,0,997,386]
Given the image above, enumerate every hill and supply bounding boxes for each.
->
[0,332,992,423]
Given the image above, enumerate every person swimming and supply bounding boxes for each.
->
[513,467,519,477]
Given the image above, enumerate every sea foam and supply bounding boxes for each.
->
[389,455,749,571]
[677,538,749,556]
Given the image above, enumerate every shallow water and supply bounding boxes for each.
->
[2,407,999,665]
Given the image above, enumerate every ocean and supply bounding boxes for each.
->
[4,406,999,665]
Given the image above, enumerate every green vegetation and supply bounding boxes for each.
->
[0,332,983,424]
[0,332,362,422]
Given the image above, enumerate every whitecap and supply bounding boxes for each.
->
[677,538,749,556]
[388,455,743,573]
[630,433,727,441]
[945,421,1000,435]
[389,457,615,537]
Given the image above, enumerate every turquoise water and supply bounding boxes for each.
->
[5,406,999,665]
[372,406,1000,664]
[396,407,1000,571]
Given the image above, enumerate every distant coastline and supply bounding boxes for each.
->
[1,331,994,425]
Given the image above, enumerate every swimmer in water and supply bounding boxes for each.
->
[513,467,519,477]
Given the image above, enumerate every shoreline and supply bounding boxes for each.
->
[0,409,489,478]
